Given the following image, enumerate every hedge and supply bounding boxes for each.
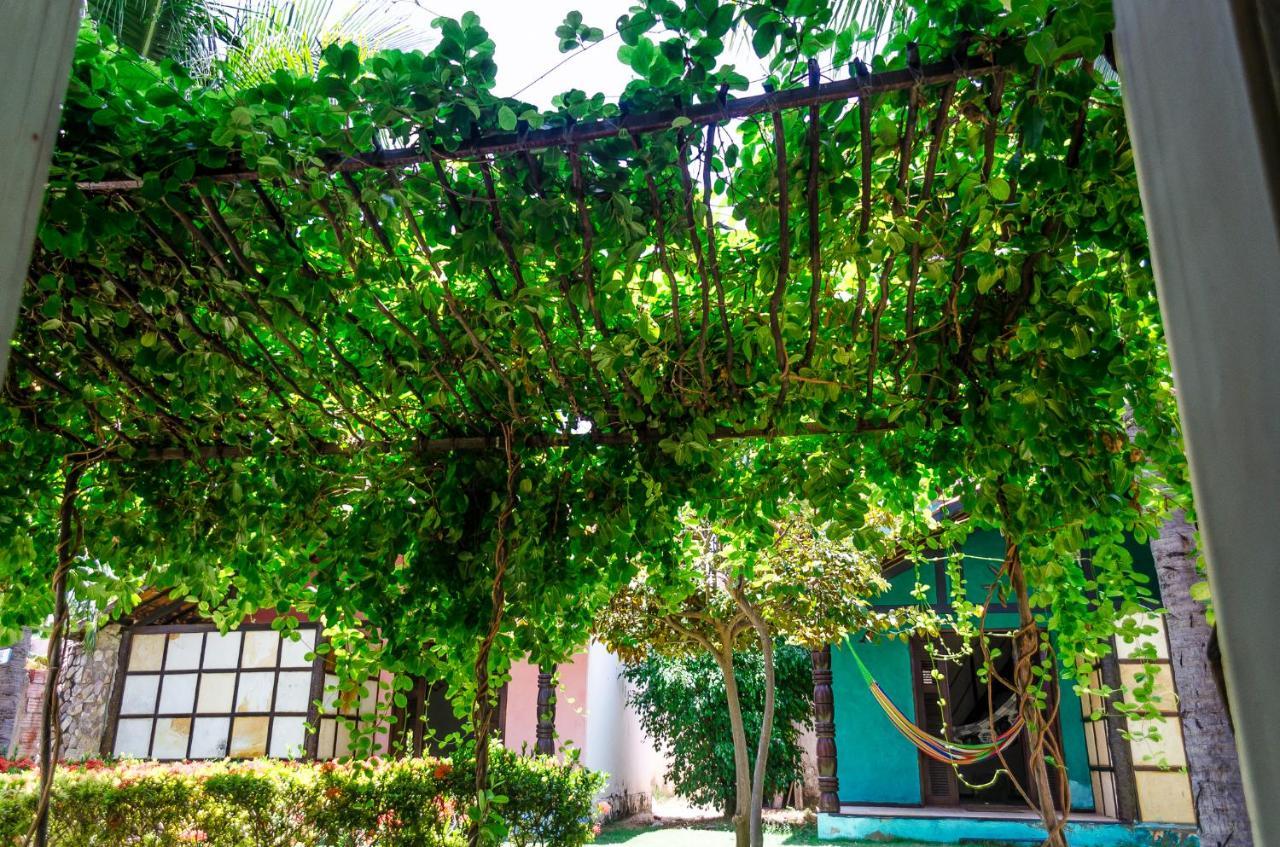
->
[0,748,605,846]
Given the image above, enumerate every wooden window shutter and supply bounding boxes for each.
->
[911,637,959,806]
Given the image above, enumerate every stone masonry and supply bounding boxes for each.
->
[56,625,122,759]
[0,630,31,755]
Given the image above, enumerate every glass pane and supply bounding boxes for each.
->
[164,632,203,670]
[1116,613,1170,660]
[128,634,165,672]
[241,630,279,669]
[274,672,313,713]
[334,720,352,757]
[1135,770,1196,824]
[189,716,230,758]
[317,718,336,759]
[152,717,191,759]
[1120,663,1178,708]
[279,630,315,668]
[360,679,379,715]
[1130,717,1188,768]
[119,675,159,715]
[157,674,197,714]
[203,631,242,670]
[113,717,153,757]
[235,671,275,713]
[322,674,338,713]
[229,716,270,758]
[196,672,235,714]
[269,717,307,758]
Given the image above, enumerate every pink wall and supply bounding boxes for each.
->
[503,652,589,755]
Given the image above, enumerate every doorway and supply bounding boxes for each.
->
[910,632,1041,808]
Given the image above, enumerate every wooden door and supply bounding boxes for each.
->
[911,637,960,806]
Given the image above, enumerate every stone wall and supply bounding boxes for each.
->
[9,625,122,760]
[0,631,31,755]
[57,626,122,759]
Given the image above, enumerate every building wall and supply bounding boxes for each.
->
[12,666,45,758]
[504,651,590,755]
[504,644,665,816]
[0,631,30,755]
[833,636,920,804]
[829,530,1111,813]
[580,642,665,817]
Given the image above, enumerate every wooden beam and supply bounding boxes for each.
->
[0,0,81,381]
[77,420,894,463]
[1114,1,1280,842]
[75,52,1003,193]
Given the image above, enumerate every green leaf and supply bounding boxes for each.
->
[1025,31,1057,66]
[988,177,1011,202]
[497,105,518,132]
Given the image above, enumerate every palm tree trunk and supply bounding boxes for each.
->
[1150,510,1253,846]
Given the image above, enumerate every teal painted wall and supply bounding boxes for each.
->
[830,529,1097,810]
[832,636,921,804]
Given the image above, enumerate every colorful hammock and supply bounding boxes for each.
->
[850,647,1025,766]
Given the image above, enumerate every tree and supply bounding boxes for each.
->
[597,503,932,847]
[85,0,431,81]
[1149,511,1253,847]
[623,645,814,815]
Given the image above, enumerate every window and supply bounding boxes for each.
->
[110,624,320,760]
[314,671,390,759]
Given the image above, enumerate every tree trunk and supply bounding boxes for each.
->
[714,648,753,847]
[468,430,519,847]
[748,625,776,847]
[1150,510,1253,847]
[1008,546,1069,847]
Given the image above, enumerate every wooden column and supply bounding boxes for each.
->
[1114,3,1280,841]
[535,664,556,757]
[0,0,81,382]
[810,646,840,812]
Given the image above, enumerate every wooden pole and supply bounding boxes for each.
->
[74,53,1003,194]
[535,665,556,757]
[810,646,841,814]
[1113,3,1280,841]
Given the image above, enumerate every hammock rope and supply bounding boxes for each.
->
[850,646,1024,766]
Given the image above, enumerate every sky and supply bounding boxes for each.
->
[363,0,772,107]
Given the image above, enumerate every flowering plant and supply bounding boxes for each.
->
[0,749,603,846]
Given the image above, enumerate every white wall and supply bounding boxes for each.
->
[581,642,666,801]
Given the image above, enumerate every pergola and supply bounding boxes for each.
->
[0,5,1210,846]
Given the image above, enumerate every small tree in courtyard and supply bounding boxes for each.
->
[596,503,937,847]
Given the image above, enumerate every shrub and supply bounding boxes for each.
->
[0,748,604,846]
[623,643,813,814]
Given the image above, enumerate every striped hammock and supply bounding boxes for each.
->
[850,647,1025,766]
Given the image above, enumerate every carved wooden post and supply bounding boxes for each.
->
[535,664,556,756]
[811,646,840,812]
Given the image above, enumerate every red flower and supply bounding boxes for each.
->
[432,762,452,780]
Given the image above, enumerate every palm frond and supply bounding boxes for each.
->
[831,0,912,49]
[86,0,436,85]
